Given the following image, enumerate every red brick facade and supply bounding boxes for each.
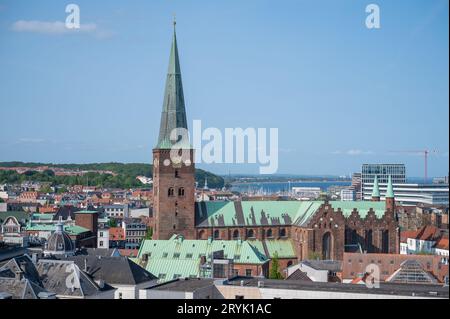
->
[152,149,196,240]
[195,202,400,263]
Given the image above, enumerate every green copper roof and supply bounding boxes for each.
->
[146,258,201,282]
[31,213,54,220]
[25,224,90,235]
[0,211,30,224]
[328,201,386,219]
[137,236,269,282]
[195,200,389,228]
[371,175,380,198]
[138,236,268,265]
[155,23,189,150]
[248,240,296,259]
[386,175,395,198]
[196,201,323,227]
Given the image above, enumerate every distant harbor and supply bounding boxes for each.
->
[230,181,351,194]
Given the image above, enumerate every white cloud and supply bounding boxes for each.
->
[332,149,374,156]
[11,20,112,38]
[17,138,45,143]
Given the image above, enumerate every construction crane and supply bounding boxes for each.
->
[389,150,438,182]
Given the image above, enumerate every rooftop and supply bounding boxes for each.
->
[225,277,449,298]
[148,278,215,292]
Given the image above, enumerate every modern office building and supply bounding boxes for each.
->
[362,182,449,206]
[362,164,406,188]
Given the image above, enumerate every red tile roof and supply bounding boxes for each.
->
[434,237,449,250]
[416,225,441,241]
[109,227,125,240]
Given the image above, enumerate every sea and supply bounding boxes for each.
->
[230,181,351,194]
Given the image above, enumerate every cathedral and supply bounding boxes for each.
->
[152,23,400,262]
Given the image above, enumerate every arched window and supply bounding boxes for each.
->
[213,230,220,239]
[247,229,255,238]
[287,260,293,267]
[178,188,185,197]
[280,228,286,237]
[233,230,240,240]
[266,229,273,238]
[175,170,179,178]
[168,188,175,197]
[322,232,332,260]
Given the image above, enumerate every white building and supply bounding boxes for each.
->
[104,204,129,219]
[97,227,110,249]
[363,182,449,206]
[340,189,356,201]
[291,187,321,200]
[400,226,448,264]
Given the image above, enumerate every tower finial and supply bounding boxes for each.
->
[173,13,176,29]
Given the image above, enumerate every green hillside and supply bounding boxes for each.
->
[0,162,224,189]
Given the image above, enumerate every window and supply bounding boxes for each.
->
[99,241,103,247]
[178,188,185,197]
[232,230,240,239]
[186,253,193,259]
[118,292,123,299]
[280,228,286,237]
[173,253,181,258]
[168,188,175,197]
[247,229,255,238]
[175,170,179,178]
[245,269,252,277]
[213,230,220,239]
[235,295,244,299]
[266,229,273,238]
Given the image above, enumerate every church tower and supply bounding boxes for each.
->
[385,175,396,212]
[152,21,196,240]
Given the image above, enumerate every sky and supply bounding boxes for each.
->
[0,0,448,177]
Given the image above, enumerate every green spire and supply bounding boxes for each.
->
[371,175,380,198]
[385,175,395,198]
[156,19,189,149]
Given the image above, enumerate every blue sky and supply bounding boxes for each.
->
[0,0,448,177]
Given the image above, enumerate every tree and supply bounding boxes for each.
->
[108,218,117,228]
[269,252,283,279]
[145,227,153,240]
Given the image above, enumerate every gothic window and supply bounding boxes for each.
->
[247,229,255,238]
[232,230,240,239]
[178,188,185,197]
[280,228,287,237]
[168,188,175,197]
